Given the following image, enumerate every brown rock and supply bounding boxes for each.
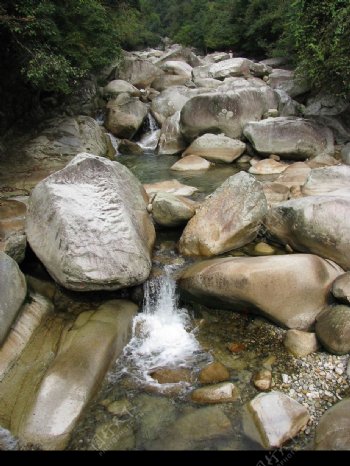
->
[284,329,319,357]
[252,369,272,391]
[199,362,230,384]
[0,199,27,263]
[227,342,246,353]
[150,367,193,384]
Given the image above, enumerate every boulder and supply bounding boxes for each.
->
[314,399,350,450]
[259,57,289,68]
[306,154,340,169]
[267,69,310,98]
[157,111,187,155]
[302,165,350,196]
[116,57,164,88]
[191,382,239,404]
[304,92,349,117]
[341,143,350,165]
[118,139,144,155]
[316,305,350,355]
[171,155,211,172]
[275,89,304,117]
[180,87,278,141]
[103,79,141,99]
[18,300,137,450]
[208,58,270,79]
[0,252,27,345]
[178,254,343,329]
[199,362,230,384]
[155,45,202,67]
[265,195,350,270]
[249,159,287,175]
[160,60,193,79]
[178,172,267,257]
[243,117,334,160]
[182,133,246,163]
[151,193,196,228]
[194,78,222,89]
[152,75,190,92]
[26,153,155,291]
[105,95,148,139]
[276,162,311,188]
[252,369,272,391]
[150,367,193,384]
[262,182,290,206]
[243,391,310,448]
[204,52,231,64]
[0,199,27,263]
[283,330,319,357]
[143,180,198,197]
[332,273,350,304]
[217,77,267,93]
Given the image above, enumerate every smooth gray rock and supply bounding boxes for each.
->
[0,252,27,345]
[243,117,334,160]
[105,94,148,139]
[332,273,350,304]
[208,58,270,79]
[103,79,141,99]
[26,153,155,291]
[316,305,350,355]
[178,254,342,329]
[265,195,350,270]
[179,172,267,256]
[283,330,319,357]
[183,133,246,163]
[151,192,196,227]
[267,69,310,98]
[116,57,164,88]
[314,399,350,450]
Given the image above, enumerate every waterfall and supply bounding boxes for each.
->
[111,266,204,385]
[137,113,161,152]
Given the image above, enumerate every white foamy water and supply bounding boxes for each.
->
[111,267,204,384]
[137,113,160,152]
[0,427,18,450]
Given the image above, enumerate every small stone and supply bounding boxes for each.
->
[269,153,281,161]
[191,382,239,404]
[252,369,272,391]
[254,242,275,256]
[147,204,153,213]
[107,399,132,417]
[199,362,230,384]
[335,367,344,375]
[227,342,246,353]
[150,367,193,384]
[284,329,319,357]
[282,374,289,384]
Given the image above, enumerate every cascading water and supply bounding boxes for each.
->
[137,113,161,152]
[110,266,206,386]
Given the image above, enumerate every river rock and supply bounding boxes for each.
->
[194,78,222,89]
[0,200,27,263]
[204,52,231,64]
[208,58,270,79]
[314,399,350,450]
[18,300,137,450]
[265,195,350,270]
[151,192,196,227]
[252,369,272,391]
[306,153,340,169]
[157,111,187,155]
[160,60,193,79]
[332,273,350,304]
[26,153,155,291]
[249,159,287,175]
[103,79,141,99]
[276,162,311,188]
[243,117,334,160]
[91,421,135,451]
[155,45,202,67]
[254,242,275,255]
[260,57,289,68]
[304,92,349,117]
[191,382,239,404]
[243,391,310,448]
[0,252,27,346]
[262,182,290,206]
[302,165,350,196]
[118,139,143,155]
[180,87,278,141]
[152,75,190,92]
[267,69,310,98]
[116,57,164,88]
[178,172,267,257]
[217,77,267,93]
[144,180,198,197]
[199,362,230,384]
[341,143,350,165]
[105,94,148,139]
[316,305,350,355]
[171,155,211,171]
[151,86,193,124]
[150,406,232,450]
[182,133,246,163]
[178,254,343,329]
[283,330,319,357]
[150,367,193,384]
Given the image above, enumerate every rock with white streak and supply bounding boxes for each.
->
[191,382,239,404]
[26,153,155,291]
[157,111,187,155]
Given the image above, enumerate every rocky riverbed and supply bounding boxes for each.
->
[1,42,350,451]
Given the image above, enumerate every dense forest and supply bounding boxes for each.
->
[0,0,349,134]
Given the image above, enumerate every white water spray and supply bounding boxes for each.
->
[112,267,204,384]
[137,113,160,152]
